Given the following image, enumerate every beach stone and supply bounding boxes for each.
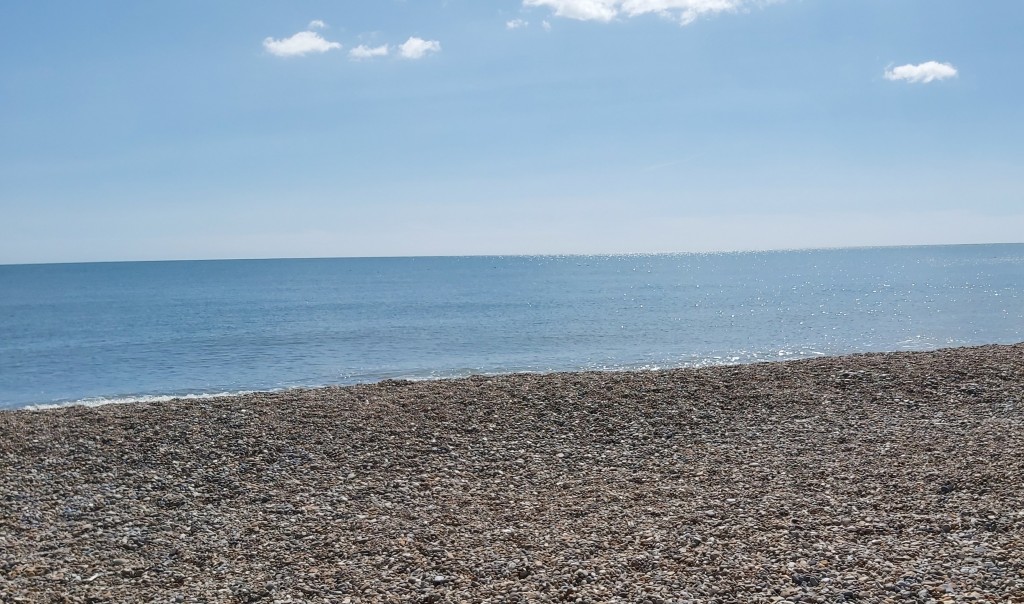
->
[0,344,1022,602]
[792,574,821,587]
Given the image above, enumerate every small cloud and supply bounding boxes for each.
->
[263,30,342,57]
[506,18,529,29]
[542,19,552,30]
[522,0,769,25]
[308,19,326,29]
[524,0,616,22]
[884,61,958,84]
[398,37,441,60]
[349,44,390,60]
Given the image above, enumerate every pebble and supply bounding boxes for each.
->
[1,344,1022,601]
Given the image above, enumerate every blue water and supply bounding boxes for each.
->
[1,244,1022,409]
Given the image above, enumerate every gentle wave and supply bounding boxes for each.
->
[9,352,859,410]
[22,390,266,412]
[12,345,949,411]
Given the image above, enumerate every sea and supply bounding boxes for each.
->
[1,244,1021,410]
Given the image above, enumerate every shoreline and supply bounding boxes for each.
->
[2,343,1023,601]
[11,343,1014,413]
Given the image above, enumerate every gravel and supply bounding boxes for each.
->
[2,344,1023,603]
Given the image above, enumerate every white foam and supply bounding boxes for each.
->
[22,390,263,411]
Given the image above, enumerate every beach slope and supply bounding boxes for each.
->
[2,344,1023,602]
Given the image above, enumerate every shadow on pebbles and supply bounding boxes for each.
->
[2,344,1023,603]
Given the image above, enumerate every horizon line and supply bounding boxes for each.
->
[2,241,1022,268]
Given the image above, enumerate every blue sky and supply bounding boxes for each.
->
[2,1,1022,263]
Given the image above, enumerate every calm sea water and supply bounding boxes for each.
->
[1,244,1022,409]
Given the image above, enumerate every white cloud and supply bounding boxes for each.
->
[884,61,958,84]
[522,0,767,25]
[349,44,390,60]
[263,30,342,57]
[308,19,326,29]
[398,37,442,59]
[542,20,553,30]
[506,18,530,29]
[524,0,617,21]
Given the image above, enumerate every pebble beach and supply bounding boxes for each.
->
[2,344,1023,603]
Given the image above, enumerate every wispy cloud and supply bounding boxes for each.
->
[399,37,442,60]
[308,19,326,30]
[506,18,530,29]
[884,61,958,84]
[263,28,342,58]
[349,44,390,60]
[522,0,771,25]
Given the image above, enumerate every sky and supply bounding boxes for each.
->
[2,0,1023,264]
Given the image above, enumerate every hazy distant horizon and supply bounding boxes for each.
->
[3,240,1022,268]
